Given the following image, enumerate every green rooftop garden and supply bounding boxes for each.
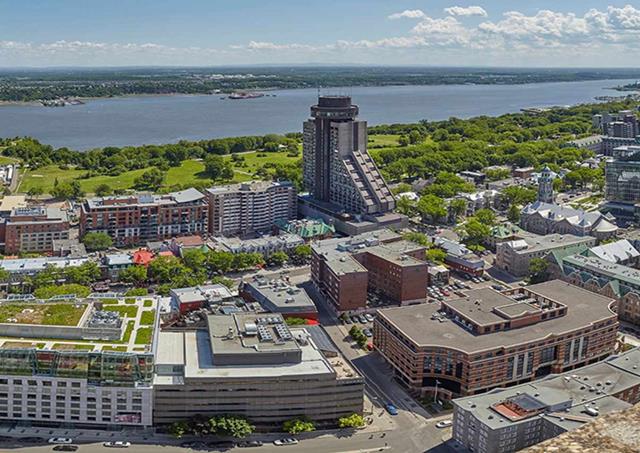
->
[0,303,86,326]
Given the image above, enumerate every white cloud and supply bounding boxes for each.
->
[388,9,425,20]
[444,6,488,17]
[4,5,640,67]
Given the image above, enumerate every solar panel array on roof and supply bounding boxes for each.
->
[275,324,292,341]
[257,325,273,342]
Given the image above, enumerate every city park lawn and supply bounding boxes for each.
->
[368,134,401,147]
[18,151,299,195]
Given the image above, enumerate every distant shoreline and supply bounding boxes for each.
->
[0,76,636,107]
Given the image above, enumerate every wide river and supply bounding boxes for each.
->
[0,79,634,150]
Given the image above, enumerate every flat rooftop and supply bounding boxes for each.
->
[85,188,205,209]
[0,296,160,354]
[378,280,616,353]
[504,233,593,254]
[244,277,317,311]
[154,325,361,382]
[454,348,640,432]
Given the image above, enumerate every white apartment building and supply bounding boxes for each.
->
[206,181,297,237]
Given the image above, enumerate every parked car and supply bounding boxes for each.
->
[358,315,368,324]
[104,441,131,448]
[343,317,352,324]
[363,328,373,338]
[491,284,505,291]
[53,447,78,452]
[48,438,73,445]
[436,420,453,429]
[274,438,299,446]
[350,316,359,324]
[364,313,375,322]
[238,440,264,448]
[385,403,399,416]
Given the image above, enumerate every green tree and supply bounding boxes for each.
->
[181,248,207,272]
[449,198,468,220]
[425,247,447,263]
[396,196,416,216]
[204,154,234,181]
[417,194,447,223]
[134,168,165,191]
[64,261,101,286]
[26,186,43,199]
[50,182,74,200]
[507,204,521,224]
[209,415,255,438]
[82,232,113,251]
[402,231,430,247]
[338,413,366,429]
[290,244,312,265]
[475,208,497,226]
[268,251,289,267]
[528,258,549,284]
[168,421,189,439]
[502,186,537,206]
[458,217,491,246]
[283,418,316,434]
[94,183,112,197]
[34,284,90,299]
[118,265,148,286]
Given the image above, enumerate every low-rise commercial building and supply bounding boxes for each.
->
[206,181,297,237]
[452,348,640,453]
[565,134,604,153]
[0,256,91,287]
[169,284,239,315]
[80,189,208,247]
[210,233,304,256]
[374,281,618,400]
[241,277,318,320]
[434,237,485,276]
[0,206,70,254]
[495,234,595,277]
[311,230,428,312]
[153,313,364,427]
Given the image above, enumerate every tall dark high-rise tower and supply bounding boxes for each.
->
[302,96,395,215]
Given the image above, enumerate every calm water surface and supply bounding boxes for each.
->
[0,79,633,150]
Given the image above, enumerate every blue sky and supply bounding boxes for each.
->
[1,1,640,67]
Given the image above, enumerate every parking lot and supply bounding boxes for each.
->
[427,273,506,304]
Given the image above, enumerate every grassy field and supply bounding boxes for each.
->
[52,343,95,351]
[18,151,299,195]
[368,134,401,147]
[0,303,86,326]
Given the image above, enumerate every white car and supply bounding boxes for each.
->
[104,441,131,448]
[436,420,453,429]
[273,438,299,446]
[48,438,74,444]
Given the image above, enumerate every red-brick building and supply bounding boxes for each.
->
[80,188,208,247]
[374,280,619,400]
[311,230,428,313]
[1,206,70,254]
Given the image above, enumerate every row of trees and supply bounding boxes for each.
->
[168,413,364,439]
[118,245,313,294]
